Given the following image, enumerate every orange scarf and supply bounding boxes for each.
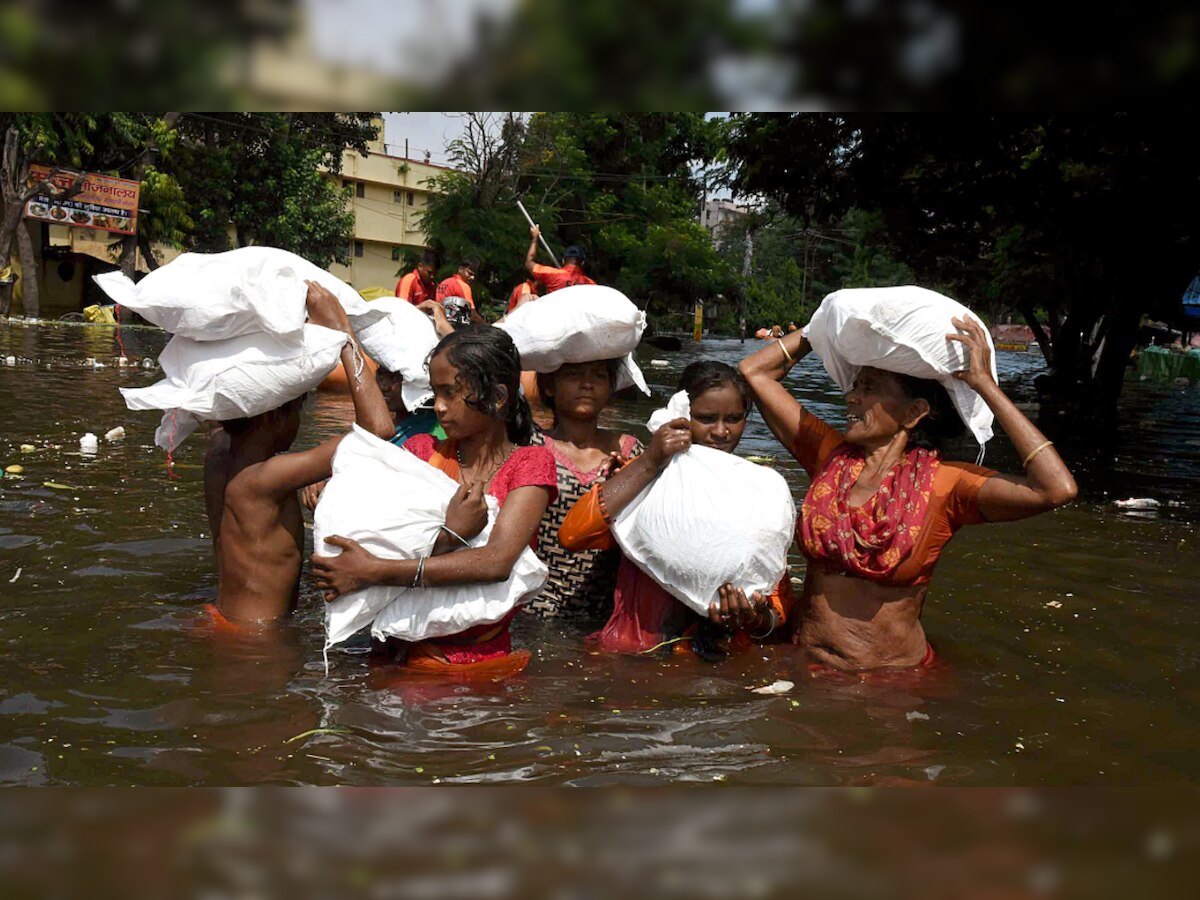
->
[800,444,939,580]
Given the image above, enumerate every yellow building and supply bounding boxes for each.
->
[327,125,449,294]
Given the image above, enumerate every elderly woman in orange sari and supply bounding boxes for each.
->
[739,316,1077,672]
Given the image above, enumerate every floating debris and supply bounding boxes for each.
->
[745,455,776,466]
[104,426,125,442]
[43,482,77,490]
[5,464,23,474]
[1115,498,1160,509]
[906,710,930,722]
[19,444,35,453]
[283,727,351,745]
[749,680,794,695]
[650,359,670,367]
[79,434,98,455]
[8,568,21,583]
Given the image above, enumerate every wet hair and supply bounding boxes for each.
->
[419,249,439,269]
[894,373,966,450]
[535,358,621,424]
[677,360,752,411]
[459,256,480,273]
[430,325,533,444]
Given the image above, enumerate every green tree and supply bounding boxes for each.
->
[724,113,1200,415]
[421,112,735,319]
[170,113,378,268]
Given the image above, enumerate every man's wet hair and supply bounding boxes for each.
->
[419,249,439,269]
[220,393,308,435]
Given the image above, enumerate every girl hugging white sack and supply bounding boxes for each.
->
[496,283,650,394]
[119,323,350,451]
[93,246,385,341]
[610,391,796,616]
[314,426,548,648]
[804,286,999,446]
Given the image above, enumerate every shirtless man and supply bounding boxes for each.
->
[204,281,395,623]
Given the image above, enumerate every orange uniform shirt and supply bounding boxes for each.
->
[395,270,434,305]
[506,279,538,313]
[435,274,475,308]
[531,262,595,294]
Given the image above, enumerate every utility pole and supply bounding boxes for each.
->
[739,222,754,344]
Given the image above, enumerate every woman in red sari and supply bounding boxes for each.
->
[312,326,557,677]
[739,316,1078,672]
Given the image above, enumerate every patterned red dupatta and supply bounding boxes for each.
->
[800,444,939,580]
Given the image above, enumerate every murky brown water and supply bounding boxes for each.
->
[2,320,1198,786]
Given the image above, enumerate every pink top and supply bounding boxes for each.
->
[404,433,559,506]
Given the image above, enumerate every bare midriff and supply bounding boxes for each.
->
[794,569,929,670]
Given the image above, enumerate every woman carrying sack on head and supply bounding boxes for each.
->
[525,359,643,621]
[559,361,796,660]
[739,317,1077,673]
[312,326,557,677]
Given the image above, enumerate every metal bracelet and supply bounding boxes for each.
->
[440,523,471,547]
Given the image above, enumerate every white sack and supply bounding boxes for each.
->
[804,286,998,445]
[353,297,438,411]
[93,247,385,342]
[496,283,649,394]
[315,426,548,647]
[610,392,796,616]
[120,324,348,450]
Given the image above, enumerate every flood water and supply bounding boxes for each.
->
[2,320,1198,786]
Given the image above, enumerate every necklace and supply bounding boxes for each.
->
[456,441,517,487]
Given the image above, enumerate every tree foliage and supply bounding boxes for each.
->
[421,112,735,318]
[724,113,1200,412]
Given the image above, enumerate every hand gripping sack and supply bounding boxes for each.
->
[496,283,649,394]
[611,391,796,616]
[93,246,385,341]
[315,426,548,648]
[804,286,999,446]
[353,296,438,411]
[119,324,349,450]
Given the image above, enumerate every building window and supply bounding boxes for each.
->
[393,189,404,204]
[391,246,401,261]
[407,191,415,205]
[354,241,364,258]
[356,182,365,199]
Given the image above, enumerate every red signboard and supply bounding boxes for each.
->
[23,164,140,236]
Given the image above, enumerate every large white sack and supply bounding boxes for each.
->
[804,286,999,445]
[496,283,649,394]
[315,426,548,647]
[119,323,348,450]
[93,247,385,341]
[611,391,796,616]
[353,296,438,411]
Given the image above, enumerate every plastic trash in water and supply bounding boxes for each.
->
[19,444,34,453]
[142,358,154,368]
[117,356,129,367]
[104,426,125,442]
[650,359,670,367]
[4,356,14,366]
[748,680,794,695]
[80,433,98,455]
[1115,498,1160,509]
[4,464,23,474]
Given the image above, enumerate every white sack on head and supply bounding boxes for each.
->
[119,324,348,450]
[93,246,385,342]
[607,393,795,616]
[354,297,438,411]
[315,426,548,647]
[496,283,649,394]
[804,286,999,446]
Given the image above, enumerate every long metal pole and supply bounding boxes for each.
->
[516,199,560,267]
